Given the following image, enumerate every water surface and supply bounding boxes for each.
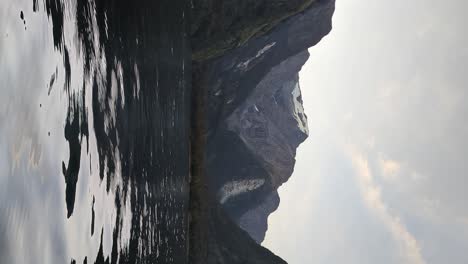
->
[0,0,191,263]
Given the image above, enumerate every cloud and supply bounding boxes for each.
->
[349,147,425,264]
[263,0,468,262]
[378,156,401,181]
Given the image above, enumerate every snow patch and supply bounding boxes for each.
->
[292,83,309,135]
[237,42,276,70]
[218,179,266,204]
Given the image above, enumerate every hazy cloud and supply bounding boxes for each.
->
[377,155,401,182]
[349,147,425,264]
[265,0,468,263]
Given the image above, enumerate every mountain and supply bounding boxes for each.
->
[207,51,311,242]
[189,0,335,262]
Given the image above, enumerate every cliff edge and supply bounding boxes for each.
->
[189,0,335,262]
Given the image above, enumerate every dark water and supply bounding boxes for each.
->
[0,0,191,263]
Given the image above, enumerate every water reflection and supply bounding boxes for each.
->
[0,0,190,263]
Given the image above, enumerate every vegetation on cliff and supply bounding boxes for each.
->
[191,0,317,61]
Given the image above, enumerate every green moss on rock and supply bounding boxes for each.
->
[191,0,316,61]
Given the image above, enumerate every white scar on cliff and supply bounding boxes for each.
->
[218,179,266,204]
[291,82,309,135]
[237,42,277,70]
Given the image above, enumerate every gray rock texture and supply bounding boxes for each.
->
[194,0,335,244]
[189,0,335,262]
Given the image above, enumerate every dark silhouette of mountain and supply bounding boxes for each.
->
[192,0,335,248]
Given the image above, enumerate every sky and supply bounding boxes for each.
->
[264,0,468,263]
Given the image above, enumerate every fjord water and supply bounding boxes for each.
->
[0,0,191,263]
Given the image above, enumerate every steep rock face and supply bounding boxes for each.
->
[238,192,280,243]
[195,0,335,243]
[226,51,309,187]
[191,0,317,61]
[189,0,335,261]
[207,52,310,242]
[198,0,335,133]
[225,53,310,243]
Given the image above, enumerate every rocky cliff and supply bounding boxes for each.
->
[190,0,335,261]
[191,0,335,263]
[191,0,318,61]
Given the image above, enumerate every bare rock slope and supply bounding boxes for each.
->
[190,0,335,262]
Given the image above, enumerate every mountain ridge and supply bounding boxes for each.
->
[189,0,335,262]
